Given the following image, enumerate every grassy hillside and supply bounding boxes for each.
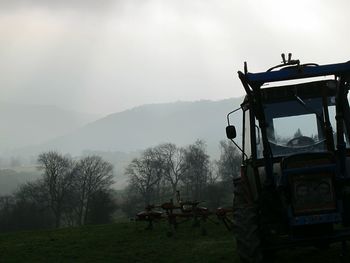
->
[0,221,348,263]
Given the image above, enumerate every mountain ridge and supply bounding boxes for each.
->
[31,97,244,157]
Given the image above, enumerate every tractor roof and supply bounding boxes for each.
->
[243,61,350,87]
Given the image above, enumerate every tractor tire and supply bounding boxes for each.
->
[233,178,263,263]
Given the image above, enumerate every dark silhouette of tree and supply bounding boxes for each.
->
[86,190,117,224]
[37,151,75,228]
[12,180,54,230]
[0,152,117,231]
[0,195,15,231]
[125,148,165,206]
[156,143,187,200]
[120,184,145,217]
[74,155,114,225]
[0,181,54,232]
[217,140,241,183]
[182,140,210,200]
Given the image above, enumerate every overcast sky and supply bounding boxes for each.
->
[0,0,349,115]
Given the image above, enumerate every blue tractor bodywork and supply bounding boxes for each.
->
[245,61,350,85]
[228,55,350,261]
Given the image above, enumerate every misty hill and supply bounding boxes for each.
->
[0,102,98,151]
[36,98,244,157]
[0,167,41,195]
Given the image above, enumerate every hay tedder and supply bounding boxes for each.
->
[136,191,233,235]
[226,54,350,262]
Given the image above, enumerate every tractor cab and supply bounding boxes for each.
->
[257,81,336,156]
[227,54,350,262]
[227,55,350,176]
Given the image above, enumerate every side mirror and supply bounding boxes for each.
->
[226,125,237,139]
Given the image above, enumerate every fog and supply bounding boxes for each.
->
[1,0,349,115]
[1,1,350,236]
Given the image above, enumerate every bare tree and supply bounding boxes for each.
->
[182,140,210,200]
[125,148,164,206]
[38,151,75,228]
[0,194,14,231]
[74,155,114,225]
[16,179,48,207]
[156,143,187,199]
[12,180,54,230]
[217,140,241,183]
[86,189,117,225]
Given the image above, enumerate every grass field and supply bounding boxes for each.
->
[0,220,349,262]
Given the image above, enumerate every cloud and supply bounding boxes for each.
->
[0,0,350,115]
[0,0,121,13]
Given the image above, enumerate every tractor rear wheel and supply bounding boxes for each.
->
[233,178,263,263]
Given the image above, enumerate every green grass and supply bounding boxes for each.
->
[0,220,348,262]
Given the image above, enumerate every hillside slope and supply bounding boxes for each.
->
[0,102,98,151]
[36,98,244,157]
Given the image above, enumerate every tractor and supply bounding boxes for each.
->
[226,54,350,262]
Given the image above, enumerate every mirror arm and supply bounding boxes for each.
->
[230,139,248,159]
[227,107,241,126]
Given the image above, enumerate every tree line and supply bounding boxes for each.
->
[0,152,116,232]
[121,140,241,217]
[0,140,241,232]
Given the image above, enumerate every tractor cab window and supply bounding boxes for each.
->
[261,97,327,158]
[328,96,350,148]
[327,99,338,147]
[255,119,263,158]
[243,109,252,159]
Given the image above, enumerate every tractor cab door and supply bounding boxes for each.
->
[241,107,261,202]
